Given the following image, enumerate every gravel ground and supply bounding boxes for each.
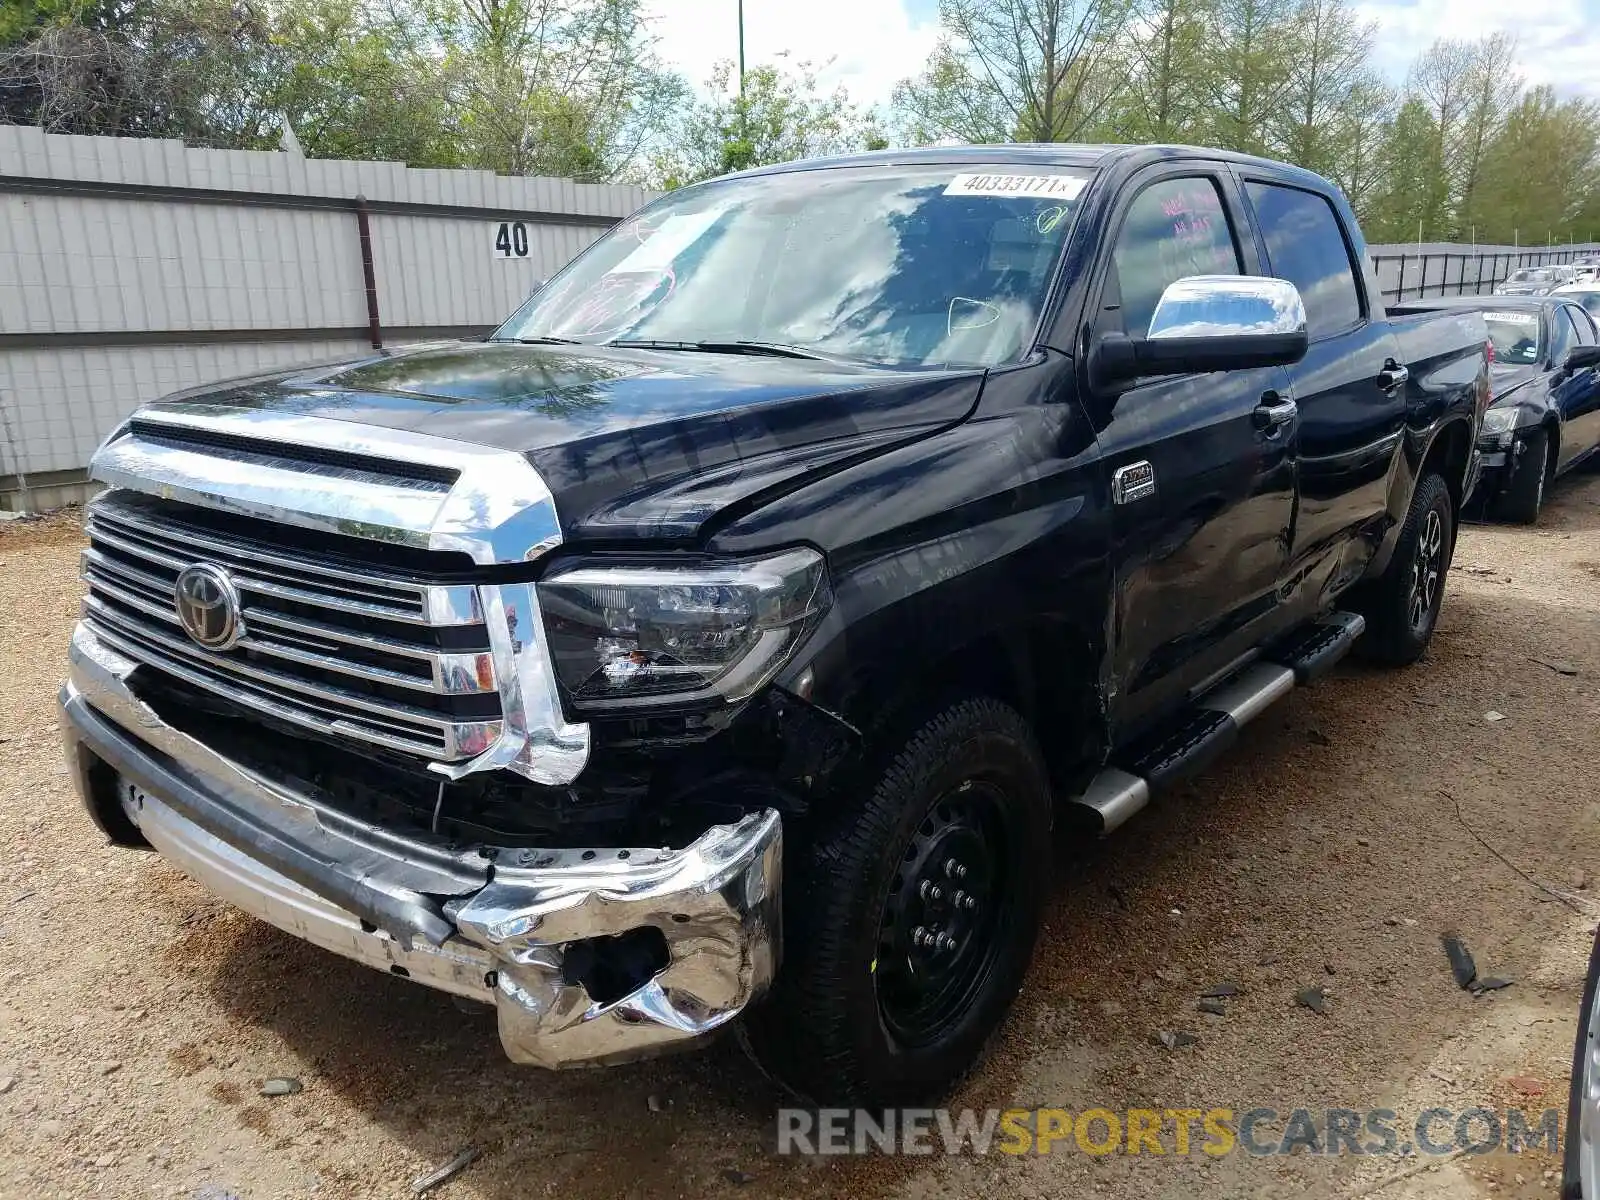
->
[4,476,1600,1200]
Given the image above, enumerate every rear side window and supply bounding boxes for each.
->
[1106,176,1242,339]
[1548,306,1575,363]
[1246,182,1363,339]
[1566,305,1596,345]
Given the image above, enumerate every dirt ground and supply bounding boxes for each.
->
[4,474,1600,1200]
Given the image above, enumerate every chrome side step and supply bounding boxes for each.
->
[1069,612,1363,835]
[1200,662,1296,725]
[1075,768,1151,833]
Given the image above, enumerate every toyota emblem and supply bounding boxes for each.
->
[174,564,243,650]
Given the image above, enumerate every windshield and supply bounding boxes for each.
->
[1484,309,1542,364]
[1507,269,1551,284]
[496,165,1092,368]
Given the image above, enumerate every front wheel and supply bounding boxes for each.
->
[741,697,1052,1105]
[1358,471,1454,667]
[1496,427,1550,524]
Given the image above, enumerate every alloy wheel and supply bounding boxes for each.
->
[1407,507,1444,634]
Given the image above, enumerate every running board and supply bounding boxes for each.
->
[1068,612,1364,835]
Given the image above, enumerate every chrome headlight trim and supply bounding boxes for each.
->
[433,582,590,787]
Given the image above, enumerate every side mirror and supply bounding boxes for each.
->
[1565,345,1600,372]
[1092,276,1309,389]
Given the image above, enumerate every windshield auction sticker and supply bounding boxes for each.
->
[944,173,1086,199]
[1484,311,1540,326]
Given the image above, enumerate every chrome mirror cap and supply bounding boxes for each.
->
[1148,275,1308,340]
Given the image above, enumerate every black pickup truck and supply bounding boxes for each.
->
[59,145,1490,1106]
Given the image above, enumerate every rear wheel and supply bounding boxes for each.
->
[1497,427,1550,524]
[1358,471,1453,667]
[741,697,1051,1105]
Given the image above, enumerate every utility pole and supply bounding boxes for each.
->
[738,0,746,97]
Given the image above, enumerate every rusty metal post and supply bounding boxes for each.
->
[354,195,382,350]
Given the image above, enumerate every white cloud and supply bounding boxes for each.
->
[1355,0,1600,96]
[643,0,942,109]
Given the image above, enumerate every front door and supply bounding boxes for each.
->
[1086,167,1298,738]
[1551,303,1600,470]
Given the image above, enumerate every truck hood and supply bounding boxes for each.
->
[137,340,987,543]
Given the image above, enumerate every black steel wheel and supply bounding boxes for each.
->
[741,697,1052,1106]
[1497,427,1550,524]
[875,782,1016,1048]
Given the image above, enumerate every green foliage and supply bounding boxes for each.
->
[894,0,1132,145]
[894,0,1600,247]
[4,0,1600,243]
[650,59,882,188]
[0,0,680,178]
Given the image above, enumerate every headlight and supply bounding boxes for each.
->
[1480,407,1521,437]
[538,547,831,711]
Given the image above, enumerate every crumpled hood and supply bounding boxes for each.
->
[1488,361,1539,404]
[137,340,987,543]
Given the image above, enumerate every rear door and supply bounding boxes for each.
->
[1236,176,1405,603]
[1085,164,1297,737]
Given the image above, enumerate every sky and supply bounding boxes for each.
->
[645,0,1600,110]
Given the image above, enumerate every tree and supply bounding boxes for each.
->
[428,0,683,179]
[650,58,882,188]
[1113,0,1215,143]
[1272,0,1378,179]
[0,0,683,178]
[1363,96,1449,242]
[1452,33,1521,240]
[1472,86,1600,244]
[0,0,156,130]
[0,0,461,160]
[1325,76,1395,221]
[1204,0,1296,155]
[894,0,1132,144]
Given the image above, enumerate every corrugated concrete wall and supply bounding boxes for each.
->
[0,127,657,510]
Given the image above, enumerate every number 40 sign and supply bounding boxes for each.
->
[493,221,531,259]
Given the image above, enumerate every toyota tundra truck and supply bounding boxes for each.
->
[59,145,1490,1105]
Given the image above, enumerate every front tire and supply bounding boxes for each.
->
[1497,427,1550,524]
[1358,471,1454,666]
[742,698,1052,1105]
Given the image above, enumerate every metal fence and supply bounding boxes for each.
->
[0,126,657,511]
[1369,244,1600,304]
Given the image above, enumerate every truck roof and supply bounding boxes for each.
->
[729,143,1339,193]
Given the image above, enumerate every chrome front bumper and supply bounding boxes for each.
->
[58,622,782,1068]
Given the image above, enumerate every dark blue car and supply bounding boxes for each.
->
[1395,295,1600,522]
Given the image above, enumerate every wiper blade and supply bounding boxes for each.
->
[484,335,589,346]
[606,338,838,362]
[695,340,833,361]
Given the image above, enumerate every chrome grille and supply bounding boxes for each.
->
[81,491,503,761]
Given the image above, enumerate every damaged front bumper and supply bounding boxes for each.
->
[58,622,782,1068]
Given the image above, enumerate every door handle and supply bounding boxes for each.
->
[1253,392,1298,432]
[1377,359,1410,391]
